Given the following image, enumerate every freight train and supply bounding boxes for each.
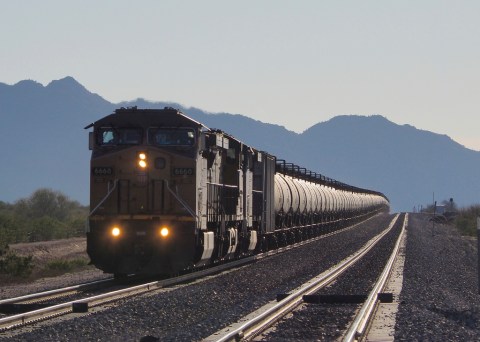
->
[85,107,389,276]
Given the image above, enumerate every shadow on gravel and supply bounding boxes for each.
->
[430,307,479,329]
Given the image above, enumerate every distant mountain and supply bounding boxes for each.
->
[118,99,299,155]
[1,77,479,212]
[0,77,114,205]
[299,115,480,212]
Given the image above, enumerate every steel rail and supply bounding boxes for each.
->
[0,281,158,331]
[208,214,400,342]
[0,255,258,331]
[0,278,115,306]
[342,213,408,342]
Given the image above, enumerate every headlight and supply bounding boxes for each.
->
[160,227,169,238]
[138,152,147,168]
[111,227,121,237]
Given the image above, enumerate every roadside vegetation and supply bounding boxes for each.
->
[454,205,480,237]
[0,250,91,283]
[0,188,87,245]
[42,257,90,277]
[420,199,480,237]
[0,189,89,281]
[0,247,33,278]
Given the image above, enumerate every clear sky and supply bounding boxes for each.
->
[2,1,479,151]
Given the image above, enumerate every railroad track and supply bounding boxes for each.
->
[0,277,116,310]
[205,213,406,341]
[343,213,408,341]
[0,214,382,333]
[0,256,256,332]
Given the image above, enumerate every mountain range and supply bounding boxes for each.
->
[1,76,479,212]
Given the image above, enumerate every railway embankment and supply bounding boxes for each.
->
[395,213,480,340]
[1,213,479,340]
[0,214,392,341]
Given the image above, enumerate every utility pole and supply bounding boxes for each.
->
[432,196,436,237]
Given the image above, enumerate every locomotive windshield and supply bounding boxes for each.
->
[148,128,195,146]
[98,127,143,146]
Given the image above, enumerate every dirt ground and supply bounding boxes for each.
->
[9,237,89,264]
[1,238,108,300]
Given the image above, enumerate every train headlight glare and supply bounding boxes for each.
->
[138,152,147,168]
[160,227,169,237]
[111,227,121,237]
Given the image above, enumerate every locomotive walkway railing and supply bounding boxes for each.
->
[163,179,198,219]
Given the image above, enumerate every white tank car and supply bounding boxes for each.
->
[273,173,388,224]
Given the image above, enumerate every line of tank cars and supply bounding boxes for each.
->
[85,107,389,277]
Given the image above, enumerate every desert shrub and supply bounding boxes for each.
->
[46,258,89,272]
[0,212,28,244]
[0,242,8,256]
[40,258,90,277]
[0,250,34,277]
[1,189,88,244]
[454,205,480,237]
[28,216,68,242]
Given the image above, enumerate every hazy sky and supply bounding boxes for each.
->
[2,1,479,151]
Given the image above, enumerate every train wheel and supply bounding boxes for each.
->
[269,235,278,250]
[261,236,267,252]
[289,231,296,245]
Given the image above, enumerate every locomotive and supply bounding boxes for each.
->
[85,107,389,276]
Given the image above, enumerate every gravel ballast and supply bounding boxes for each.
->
[3,213,476,341]
[394,214,480,340]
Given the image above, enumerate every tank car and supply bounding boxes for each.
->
[85,107,389,276]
